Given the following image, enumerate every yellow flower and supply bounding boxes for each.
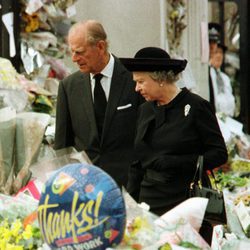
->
[11,219,22,237]
[14,234,22,244]
[0,240,7,250]
[0,217,42,249]
[2,228,12,242]
[6,243,23,250]
[22,225,33,240]
[170,10,179,20]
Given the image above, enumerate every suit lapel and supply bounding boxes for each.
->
[101,59,126,143]
[76,73,98,136]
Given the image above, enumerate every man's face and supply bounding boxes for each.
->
[68,33,104,74]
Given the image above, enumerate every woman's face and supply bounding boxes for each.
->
[210,47,224,69]
[133,72,162,101]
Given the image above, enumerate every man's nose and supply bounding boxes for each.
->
[71,53,79,62]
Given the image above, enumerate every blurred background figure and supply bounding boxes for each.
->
[208,23,236,117]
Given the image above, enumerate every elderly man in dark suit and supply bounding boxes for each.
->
[54,20,143,187]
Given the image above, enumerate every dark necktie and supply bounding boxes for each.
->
[215,69,224,94]
[94,73,106,137]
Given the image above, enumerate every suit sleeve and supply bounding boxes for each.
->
[54,80,74,150]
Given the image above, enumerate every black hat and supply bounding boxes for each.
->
[120,47,187,74]
[208,22,222,43]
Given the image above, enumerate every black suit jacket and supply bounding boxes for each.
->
[54,57,143,187]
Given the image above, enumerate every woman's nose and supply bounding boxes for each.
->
[135,84,140,92]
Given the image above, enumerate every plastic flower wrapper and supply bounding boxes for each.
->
[155,198,208,232]
[0,57,20,89]
[155,218,211,250]
[12,112,51,193]
[30,147,92,184]
[118,191,208,250]
[0,193,38,223]
[0,107,16,194]
[222,188,250,240]
[117,192,161,249]
[0,88,28,113]
[211,224,250,250]
[155,198,210,249]
[117,189,161,249]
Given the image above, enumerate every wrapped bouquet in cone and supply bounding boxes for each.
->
[0,107,16,194]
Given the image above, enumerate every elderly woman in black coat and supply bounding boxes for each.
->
[120,47,228,216]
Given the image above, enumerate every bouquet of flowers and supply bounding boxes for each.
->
[0,107,16,194]
[117,191,211,250]
[0,217,42,250]
[0,193,43,249]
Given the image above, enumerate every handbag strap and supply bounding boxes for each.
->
[191,155,220,190]
[190,155,203,188]
[198,155,203,183]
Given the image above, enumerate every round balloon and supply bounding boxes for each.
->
[38,163,126,250]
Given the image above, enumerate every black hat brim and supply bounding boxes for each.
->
[120,58,187,74]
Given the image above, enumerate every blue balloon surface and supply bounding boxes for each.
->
[38,163,126,250]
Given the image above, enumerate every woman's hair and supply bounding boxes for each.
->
[148,70,180,83]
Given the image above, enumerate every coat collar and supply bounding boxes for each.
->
[136,87,189,141]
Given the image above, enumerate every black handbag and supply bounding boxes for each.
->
[189,155,227,225]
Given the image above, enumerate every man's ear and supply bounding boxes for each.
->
[96,40,106,52]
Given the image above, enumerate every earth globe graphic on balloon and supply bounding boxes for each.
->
[38,163,126,250]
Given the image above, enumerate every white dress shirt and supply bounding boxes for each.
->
[90,54,115,101]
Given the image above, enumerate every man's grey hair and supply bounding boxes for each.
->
[68,20,109,49]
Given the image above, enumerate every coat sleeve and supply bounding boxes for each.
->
[148,98,228,172]
[126,160,145,202]
[194,99,228,170]
[54,80,74,150]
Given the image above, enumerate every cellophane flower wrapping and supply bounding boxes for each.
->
[12,112,51,193]
[211,224,250,250]
[30,146,92,184]
[0,107,16,194]
[117,190,211,250]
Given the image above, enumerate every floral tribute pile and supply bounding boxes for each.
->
[0,150,212,250]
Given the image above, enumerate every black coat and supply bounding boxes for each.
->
[127,87,228,215]
[54,57,144,187]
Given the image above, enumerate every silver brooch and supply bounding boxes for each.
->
[184,104,191,116]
